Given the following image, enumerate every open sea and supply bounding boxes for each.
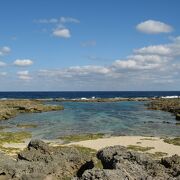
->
[0,91,179,139]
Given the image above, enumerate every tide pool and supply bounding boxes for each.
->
[0,101,179,139]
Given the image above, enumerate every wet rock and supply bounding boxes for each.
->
[176,113,180,121]
[0,100,64,121]
[148,99,180,121]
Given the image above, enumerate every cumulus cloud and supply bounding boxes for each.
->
[35,16,79,38]
[17,70,32,80]
[0,46,11,56]
[36,35,180,90]
[0,61,6,67]
[134,45,171,55]
[14,59,33,66]
[52,28,71,38]
[136,20,173,34]
[38,65,110,79]
[17,70,29,76]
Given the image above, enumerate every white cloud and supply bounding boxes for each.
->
[14,59,33,66]
[52,28,71,38]
[0,61,6,67]
[17,70,32,80]
[17,70,29,76]
[0,46,11,56]
[35,16,79,39]
[5,35,180,90]
[134,45,171,55]
[38,35,180,88]
[136,20,173,34]
[18,75,32,80]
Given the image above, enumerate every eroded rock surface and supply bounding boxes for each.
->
[1,142,180,180]
[0,100,64,120]
[79,145,180,180]
[0,139,93,180]
[148,99,180,121]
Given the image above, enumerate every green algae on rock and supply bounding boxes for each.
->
[163,137,180,146]
[0,131,31,154]
[0,125,11,130]
[148,98,180,121]
[17,123,38,129]
[0,99,64,120]
[127,145,154,152]
[59,133,105,143]
[0,131,31,144]
[147,151,168,159]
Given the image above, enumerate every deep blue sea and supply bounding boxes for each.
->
[0,91,180,99]
[0,91,179,139]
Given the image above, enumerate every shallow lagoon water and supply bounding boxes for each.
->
[1,101,179,139]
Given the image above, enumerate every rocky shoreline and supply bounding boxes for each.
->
[147,98,180,121]
[0,99,64,120]
[0,139,179,180]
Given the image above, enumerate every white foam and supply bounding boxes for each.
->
[81,97,87,100]
[161,96,179,99]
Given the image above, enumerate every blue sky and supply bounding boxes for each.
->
[0,0,180,91]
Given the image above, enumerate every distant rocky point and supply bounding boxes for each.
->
[0,99,64,120]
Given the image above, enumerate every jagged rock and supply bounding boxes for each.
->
[78,145,180,180]
[1,140,92,179]
[1,142,180,180]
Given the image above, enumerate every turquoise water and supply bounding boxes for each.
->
[1,101,179,139]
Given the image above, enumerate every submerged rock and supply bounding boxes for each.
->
[176,113,180,121]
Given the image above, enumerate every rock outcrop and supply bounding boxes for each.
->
[79,145,180,180]
[0,141,179,179]
[0,100,64,120]
[148,99,180,121]
[0,139,92,179]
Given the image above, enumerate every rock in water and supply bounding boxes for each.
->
[176,113,180,121]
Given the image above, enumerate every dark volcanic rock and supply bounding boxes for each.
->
[0,140,92,179]
[176,113,180,121]
[1,142,180,180]
[78,145,180,180]
[148,99,180,121]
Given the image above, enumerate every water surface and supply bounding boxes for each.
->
[1,101,179,139]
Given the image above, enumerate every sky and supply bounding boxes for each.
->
[0,0,180,91]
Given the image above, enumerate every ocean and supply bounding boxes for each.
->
[0,91,179,139]
[0,91,180,99]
